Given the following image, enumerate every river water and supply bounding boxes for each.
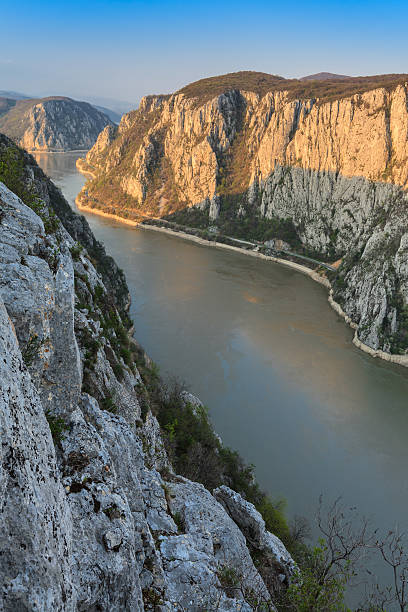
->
[35,151,408,598]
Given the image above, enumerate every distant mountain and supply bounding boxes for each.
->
[0,90,126,124]
[0,96,113,151]
[80,95,135,117]
[300,72,352,81]
[0,90,31,100]
[91,104,122,124]
[0,98,17,118]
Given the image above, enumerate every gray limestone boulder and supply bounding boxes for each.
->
[214,486,296,592]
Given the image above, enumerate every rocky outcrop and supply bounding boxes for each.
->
[76,124,118,176]
[0,135,294,609]
[76,73,408,357]
[214,487,296,594]
[0,97,113,151]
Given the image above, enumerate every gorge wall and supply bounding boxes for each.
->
[0,135,294,610]
[76,73,408,357]
[0,97,113,151]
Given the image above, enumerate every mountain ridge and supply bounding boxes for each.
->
[0,95,114,150]
[171,69,408,104]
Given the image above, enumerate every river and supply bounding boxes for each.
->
[34,151,408,601]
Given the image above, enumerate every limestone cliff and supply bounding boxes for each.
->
[76,71,408,357]
[0,96,113,151]
[0,134,294,610]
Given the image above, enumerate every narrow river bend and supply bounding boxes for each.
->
[35,151,408,597]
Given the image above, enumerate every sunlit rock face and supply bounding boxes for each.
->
[0,134,294,610]
[0,97,113,151]
[77,80,408,356]
[78,83,408,214]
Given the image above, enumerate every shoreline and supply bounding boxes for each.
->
[29,148,89,154]
[75,199,408,369]
[75,158,97,179]
[328,292,408,367]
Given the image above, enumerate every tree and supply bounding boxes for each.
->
[281,496,376,612]
[363,529,408,611]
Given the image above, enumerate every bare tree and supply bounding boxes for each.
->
[315,495,376,586]
[290,514,311,543]
[362,529,408,611]
[280,496,377,611]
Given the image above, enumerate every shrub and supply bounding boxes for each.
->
[70,242,83,261]
[112,360,124,381]
[217,564,241,598]
[22,334,46,367]
[45,410,68,444]
[282,542,351,611]
[101,392,118,414]
[172,511,184,532]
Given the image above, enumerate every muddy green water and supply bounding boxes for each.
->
[35,151,408,601]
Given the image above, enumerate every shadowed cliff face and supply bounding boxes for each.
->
[76,81,408,356]
[0,97,113,151]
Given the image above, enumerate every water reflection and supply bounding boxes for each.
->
[33,151,82,179]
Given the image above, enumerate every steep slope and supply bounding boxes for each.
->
[0,96,113,151]
[76,71,408,360]
[0,134,294,610]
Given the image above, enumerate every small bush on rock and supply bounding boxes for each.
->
[22,333,46,367]
[45,410,68,444]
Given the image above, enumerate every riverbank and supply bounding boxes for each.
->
[75,200,330,283]
[76,200,144,224]
[76,157,97,178]
[328,292,408,367]
[75,199,408,369]
[29,148,89,154]
[139,221,332,286]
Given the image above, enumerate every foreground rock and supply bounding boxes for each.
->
[0,135,294,610]
[214,486,296,594]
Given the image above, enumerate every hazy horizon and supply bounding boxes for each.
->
[2,0,408,108]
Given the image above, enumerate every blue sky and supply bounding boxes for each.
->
[1,0,407,106]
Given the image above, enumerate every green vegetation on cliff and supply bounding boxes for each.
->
[132,353,298,555]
